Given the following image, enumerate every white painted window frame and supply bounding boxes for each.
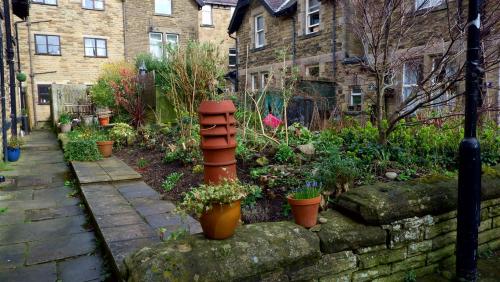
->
[155,0,172,15]
[415,0,443,10]
[201,5,213,25]
[306,0,320,34]
[149,32,163,59]
[350,87,363,106]
[251,74,258,91]
[254,14,265,48]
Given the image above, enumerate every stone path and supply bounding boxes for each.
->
[0,130,111,282]
[72,150,201,278]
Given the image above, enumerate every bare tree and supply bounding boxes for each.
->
[340,0,500,144]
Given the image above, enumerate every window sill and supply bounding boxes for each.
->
[200,24,215,28]
[154,13,173,17]
[299,31,322,40]
[82,7,105,11]
[38,103,51,106]
[413,4,448,15]
[32,3,58,7]
[251,46,266,52]
[35,53,61,56]
[84,56,108,58]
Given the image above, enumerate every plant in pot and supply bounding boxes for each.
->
[7,137,24,162]
[178,179,258,240]
[59,112,72,133]
[89,79,115,126]
[287,182,322,228]
[94,130,114,158]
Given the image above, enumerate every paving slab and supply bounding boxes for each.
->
[25,205,84,222]
[0,262,57,282]
[58,255,106,282]
[130,198,176,217]
[27,232,96,265]
[101,223,157,243]
[116,181,160,200]
[0,243,26,269]
[95,212,146,228]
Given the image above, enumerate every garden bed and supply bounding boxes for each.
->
[115,145,292,223]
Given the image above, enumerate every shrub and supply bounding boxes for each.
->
[89,79,115,108]
[110,123,136,146]
[275,144,295,163]
[59,112,72,125]
[7,137,24,148]
[317,147,360,195]
[64,140,102,161]
[178,180,258,217]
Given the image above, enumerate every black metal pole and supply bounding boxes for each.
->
[14,21,25,112]
[456,0,482,280]
[3,0,17,136]
[0,11,8,162]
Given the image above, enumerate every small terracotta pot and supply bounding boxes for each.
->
[98,116,110,126]
[96,140,114,158]
[200,200,241,240]
[287,195,321,228]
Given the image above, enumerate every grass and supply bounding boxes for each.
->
[0,162,12,172]
[290,184,322,200]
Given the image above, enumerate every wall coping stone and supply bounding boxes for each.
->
[336,165,500,225]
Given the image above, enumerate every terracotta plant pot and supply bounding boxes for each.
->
[96,140,114,158]
[287,196,321,228]
[60,123,71,133]
[198,100,237,185]
[199,200,241,240]
[98,116,110,126]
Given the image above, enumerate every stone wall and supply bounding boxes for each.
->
[124,0,199,61]
[124,166,500,281]
[198,4,236,63]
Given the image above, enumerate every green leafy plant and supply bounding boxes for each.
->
[7,137,24,148]
[404,270,417,282]
[109,123,136,146]
[89,79,115,108]
[289,181,322,200]
[275,144,295,163]
[250,167,270,180]
[178,180,257,217]
[242,186,263,208]
[16,72,27,82]
[59,112,72,125]
[64,140,103,161]
[162,172,183,192]
[0,207,7,214]
[317,147,360,195]
[282,203,292,217]
[137,158,148,169]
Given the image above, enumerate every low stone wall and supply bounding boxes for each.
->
[125,166,500,281]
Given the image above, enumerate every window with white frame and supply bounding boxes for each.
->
[201,5,213,25]
[415,0,443,10]
[149,32,163,58]
[431,57,457,109]
[35,35,61,55]
[229,48,237,67]
[350,86,363,107]
[255,15,265,48]
[155,0,172,15]
[83,0,104,10]
[165,33,179,47]
[402,60,423,101]
[251,74,258,91]
[84,38,107,57]
[306,0,320,34]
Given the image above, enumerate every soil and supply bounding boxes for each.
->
[114,146,291,223]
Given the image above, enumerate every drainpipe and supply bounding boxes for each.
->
[14,20,29,133]
[3,0,18,136]
[229,34,239,92]
[331,0,337,83]
[292,15,297,65]
[122,0,127,60]
[0,13,8,161]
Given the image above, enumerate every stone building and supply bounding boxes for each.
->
[13,0,236,127]
[229,0,500,124]
[16,0,125,126]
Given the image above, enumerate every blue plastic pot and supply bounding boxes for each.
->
[7,147,21,162]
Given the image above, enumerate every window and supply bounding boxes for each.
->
[83,0,104,10]
[305,65,320,77]
[254,15,265,48]
[32,0,57,5]
[149,33,163,58]
[402,60,423,100]
[155,0,172,15]
[415,0,443,10]
[350,86,363,106]
[84,38,107,57]
[251,74,258,91]
[229,48,237,67]
[166,33,179,47]
[306,0,320,34]
[201,5,213,25]
[431,57,457,109]
[35,35,61,55]
[261,72,269,89]
[37,85,51,105]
